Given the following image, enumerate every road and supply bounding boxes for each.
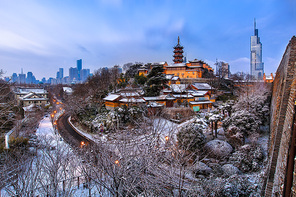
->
[56,113,93,148]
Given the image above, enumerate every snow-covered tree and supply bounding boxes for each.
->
[177,118,207,152]
[206,111,223,138]
[223,110,259,143]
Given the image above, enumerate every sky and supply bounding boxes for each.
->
[0,0,295,79]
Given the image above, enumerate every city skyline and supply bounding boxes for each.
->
[0,0,295,79]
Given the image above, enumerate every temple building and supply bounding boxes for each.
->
[173,36,184,63]
[164,37,214,79]
[138,37,214,79]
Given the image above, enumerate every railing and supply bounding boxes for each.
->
[4,118,27,149]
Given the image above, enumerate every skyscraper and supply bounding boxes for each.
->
[18,69,26,84]
[12,73,18,83]
[77,59,82,80]
[69,67,78,82]
[250,19,264,79]
[59,68,63,79]
[56,68,64,82]
[80,69,90,82]
[26,72,33,84]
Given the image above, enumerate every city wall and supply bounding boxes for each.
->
[264,36,296,196]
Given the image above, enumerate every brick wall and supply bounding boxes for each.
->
[264,36,296,196]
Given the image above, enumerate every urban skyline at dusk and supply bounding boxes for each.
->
[0,0,295,79]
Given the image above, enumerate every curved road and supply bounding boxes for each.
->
[57,113,93,148]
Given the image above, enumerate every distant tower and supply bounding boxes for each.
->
[250,19,264,79]
[173,36,184,64]
[77,59,82,80]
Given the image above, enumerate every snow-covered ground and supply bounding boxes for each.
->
[1,114,103,197]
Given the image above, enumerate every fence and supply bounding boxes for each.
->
[4,118,27,149]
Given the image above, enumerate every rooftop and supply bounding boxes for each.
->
[191,83,213,90]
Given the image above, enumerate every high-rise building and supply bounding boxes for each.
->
[69,67,78,82]
[77,59,82,80]
[59,68,63,79]
[215,61,230,79]
[80,69,90,82]
[173,36,184,63]
[12,73,18,83]
[41,77,46,84]
[26,72,33,84]
[250,19,264,79]
[56,68,64,83]
[18,69,26,84]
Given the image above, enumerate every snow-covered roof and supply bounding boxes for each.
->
[191,83,213,90]
[170,84,188,92]
[165,75,174,80]
[119,98,146,103]
[119,92,140,97]
[144,95,170,101]
[17,88,47,94]
[167,63,186,67]
[20,92,48,100]
[163,89,172,93]
[103,94,121,101]
[191,91,209,97]
[21,92,35,99]
[63,87,73,93]
[171,76,180,81]
[173,94,194,98]
[153,62,166,65]
[147,102,164,108]
[190,101,213,105]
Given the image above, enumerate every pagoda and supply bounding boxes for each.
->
[173,36,184,63]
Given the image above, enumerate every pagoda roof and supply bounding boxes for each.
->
[173,44,184,49]
[189,59,206,64]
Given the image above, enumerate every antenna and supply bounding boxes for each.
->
[254,18,256,31]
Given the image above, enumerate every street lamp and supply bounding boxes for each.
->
[54,110,57,114]
[165,136,169,141]
[81,141,85,148]
[51,114,54,118]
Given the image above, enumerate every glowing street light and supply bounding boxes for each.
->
[54,110,57,114]
[53,121,57,125]
[51,114,54,118]
[165,136,169,141]
[59,107,62,110]
[56,102,59,104]
[115,160,119,165]
[80,141,85,148]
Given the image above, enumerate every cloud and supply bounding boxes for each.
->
[229,57,250,74]
[77,45,90,53]
[0,30,51,56]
